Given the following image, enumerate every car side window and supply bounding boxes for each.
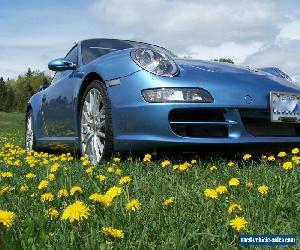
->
[51,45,78,84]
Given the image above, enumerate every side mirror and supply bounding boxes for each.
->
[48,58,77,71]
[39,83,50,92]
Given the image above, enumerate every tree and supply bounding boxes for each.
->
[0,80,7,111]
[0,69,52,112]
[25,68,33,77]
[214,58,234,64]
[0,77,4,85]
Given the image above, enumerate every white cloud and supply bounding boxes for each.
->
[91,0,282,50]
[278,20,300,40]
[243,39,300,81]
[180,42,263,64]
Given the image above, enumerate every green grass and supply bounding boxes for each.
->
[0,112,299,249]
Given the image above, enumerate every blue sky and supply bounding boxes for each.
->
[1,0,300,81]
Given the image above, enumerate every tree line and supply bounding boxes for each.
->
[0,68,52,112]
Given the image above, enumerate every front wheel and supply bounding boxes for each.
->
[79,80,113,165]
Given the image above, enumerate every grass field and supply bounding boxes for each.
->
[0,111,299,249]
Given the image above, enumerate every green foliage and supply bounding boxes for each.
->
[214,58,234,64]
[0,68,52,112]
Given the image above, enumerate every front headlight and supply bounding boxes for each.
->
[142,88,214,103]
[131,48,178,77]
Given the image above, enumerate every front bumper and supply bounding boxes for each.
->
[107,71,300,152]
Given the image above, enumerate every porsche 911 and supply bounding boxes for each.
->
[25,38,300,164]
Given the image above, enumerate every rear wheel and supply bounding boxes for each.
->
[79,80,113,165]
[25,110,35,151]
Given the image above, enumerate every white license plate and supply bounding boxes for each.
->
[270,92,300,123]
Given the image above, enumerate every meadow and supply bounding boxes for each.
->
[0,111,299,249]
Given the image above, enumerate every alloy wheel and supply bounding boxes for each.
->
[80,88,106,164]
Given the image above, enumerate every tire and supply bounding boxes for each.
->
[25,110,36,151]
[79,80,113,164]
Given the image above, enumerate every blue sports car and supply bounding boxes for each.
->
[26,38,300,164]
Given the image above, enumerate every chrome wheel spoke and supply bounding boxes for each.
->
[96,131,105,138]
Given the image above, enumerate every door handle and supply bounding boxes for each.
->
[42,94,46,103]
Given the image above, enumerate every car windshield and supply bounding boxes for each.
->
[81,39,177,65]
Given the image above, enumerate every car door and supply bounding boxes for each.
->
[41,45,80,140]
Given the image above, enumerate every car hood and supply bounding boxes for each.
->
[174,58,300,91]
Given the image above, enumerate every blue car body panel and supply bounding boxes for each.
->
[28,39,300,153]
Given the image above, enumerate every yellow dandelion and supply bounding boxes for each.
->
[25,173,36,179]
[177,162,191,172]
[102,226,124,239]
[1,172,13,178]
[125,199,141,212]
[57,189,69,198]
[277,152,286,158]
[107,166,114,173]
[229,216,247,232]
[50,163,59,173]
[19,185,28,192]
[85,167,94,174]
[243,154,252,161]
[228,203,242,214]
[258,185,269,195]
[282,161,293,170]
[70,186,83,196]
[292,147,299,154]
[0,210,16,228]
[191,159,197,164]
[229,178,240,186]
[97,175,107,182]
[172,165,179,170]
[204,189,218,199]
[42,159,49,165]
[47,207,59,220]
[89,193,103,202]
[113,157,121,163]
[143,154,152,162]
[82,160,89,166]
[48,173,55,181]
[119,176,132,185]
[106,186,122,199]
[292,156,300,164]
[163,197,174,206]
[41,192,54,202]
[216,185,228,194]
[227,161,235,167]
[209,165,217,171]
[38,180,49,190]
[61,201,90,223]
[161,160,171,167]
[267,155,275,161]
[80,156,87,161]
[98,194,113,207]
[115,168,123,175]
[89,193,113,207]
